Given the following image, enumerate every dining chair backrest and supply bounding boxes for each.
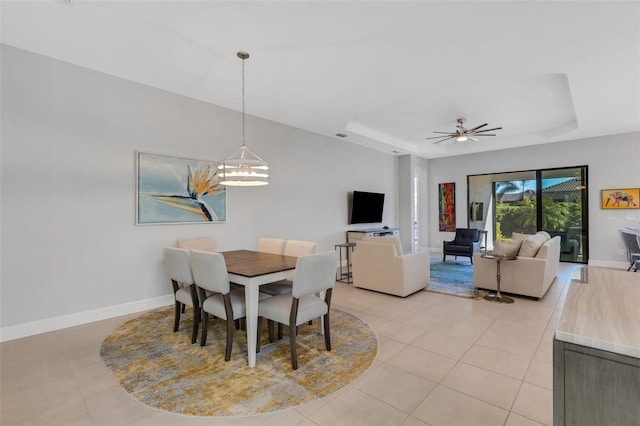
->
[284,240,317,257]
[189,250,231,294]
[257,237,285,255]
[291,251,338,298]
[177,238,215,252]
[618,228,640,261]
[163,247,194,284]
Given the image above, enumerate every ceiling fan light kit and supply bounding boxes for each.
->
[426,117,502,145]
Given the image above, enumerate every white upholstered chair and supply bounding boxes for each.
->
[257,237,285,255]
[257,251,338,370]
[177,237,215,252]
[189,250,247,361]
[351,237,429,297]
[259,240,318,296]
[163,247,200,344]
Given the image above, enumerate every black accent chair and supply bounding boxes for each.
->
[443,228,482,264]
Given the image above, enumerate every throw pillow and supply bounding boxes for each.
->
[493,240,522,256]
[519,233,548,257]
[512,232,531,240]
[536,231,551,241]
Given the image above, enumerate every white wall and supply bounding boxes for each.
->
[427,132,640,267]
[0,45,397,339]
[2,44,638,340]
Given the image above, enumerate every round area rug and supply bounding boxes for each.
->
[100,306,377,417]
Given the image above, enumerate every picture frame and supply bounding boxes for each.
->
[136,151,227,224]
[601,188,639,209]
[470,202,483,222]
[439,182,456,231]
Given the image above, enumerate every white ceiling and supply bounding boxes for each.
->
[2,1,639,159]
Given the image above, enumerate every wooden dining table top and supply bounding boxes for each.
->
[220,250,297,278]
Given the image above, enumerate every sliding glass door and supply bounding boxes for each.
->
[539,167,587,263]
[470,166,588,264]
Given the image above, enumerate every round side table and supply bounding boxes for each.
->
[481,252,517,304]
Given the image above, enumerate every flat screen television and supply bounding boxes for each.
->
[350,191,385,224]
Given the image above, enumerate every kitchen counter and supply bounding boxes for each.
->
[555,266,640,358]
[553,267,640,426]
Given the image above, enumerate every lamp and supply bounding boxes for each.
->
[456,135,468,142]
[218,51,269,186]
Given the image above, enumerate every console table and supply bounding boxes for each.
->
[346,228,399,243]
[553,267,640,425]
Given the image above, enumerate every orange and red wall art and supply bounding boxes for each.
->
[439,182,456,231]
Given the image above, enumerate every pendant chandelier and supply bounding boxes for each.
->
[218,51,269,186]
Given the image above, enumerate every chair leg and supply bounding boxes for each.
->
[257,317,262,353]
[268,320,275,343]
[191,306,200,344]
[278,323,283,340]
[173,301,181,332]
[324,311,331,351]
[290,298,300,370]
[200,311,209,346]
[225,317,234,361]
[181,304,186,314]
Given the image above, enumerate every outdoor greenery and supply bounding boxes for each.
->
[495,197,582,240]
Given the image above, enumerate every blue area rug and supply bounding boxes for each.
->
[427,259,485,299]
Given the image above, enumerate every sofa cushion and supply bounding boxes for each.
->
[519,233,548,257]
[493,239,523,256]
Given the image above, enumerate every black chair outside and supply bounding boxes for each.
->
[443,228,482,264]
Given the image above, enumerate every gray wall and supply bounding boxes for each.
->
[0,45,397,337]
[427,133,640,267]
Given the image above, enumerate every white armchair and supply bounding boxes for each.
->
[351,237,429,297]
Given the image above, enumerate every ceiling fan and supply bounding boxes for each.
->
[426,118,502,144]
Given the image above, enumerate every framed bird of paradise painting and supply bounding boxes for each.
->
[136,152,226,224]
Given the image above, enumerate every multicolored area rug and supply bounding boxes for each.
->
[427,259,486,299]
[100,306,377,417]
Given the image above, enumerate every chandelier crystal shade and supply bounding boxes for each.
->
[218,51,269,186]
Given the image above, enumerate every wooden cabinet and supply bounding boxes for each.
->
[553,339,640,425]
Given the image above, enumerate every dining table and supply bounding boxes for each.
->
[220,249,297,367]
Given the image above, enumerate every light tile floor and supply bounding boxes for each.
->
[0,264,576,426]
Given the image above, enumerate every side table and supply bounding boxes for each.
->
[335,242,356,283]
[481,252,517,303]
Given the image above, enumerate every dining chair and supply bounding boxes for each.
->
[189,249,251,361]
[257,237,285,254]
[177,237,215,252]
[259,240,318,296]
[257,250,338,370]
[163,247,200,344]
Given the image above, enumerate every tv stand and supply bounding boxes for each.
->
[347,228,399,243]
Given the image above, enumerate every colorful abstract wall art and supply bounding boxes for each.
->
[439,182,456,231]
[136,152,226,224]
[601,188,639,209]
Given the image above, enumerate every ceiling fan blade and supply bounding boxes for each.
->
[432,131,455,134]
[473,133,497,137]
[468,136,479,142]
[425,134,454,140]
[474,127,502,133]
[432,136,456,144]
[468,123,488,132]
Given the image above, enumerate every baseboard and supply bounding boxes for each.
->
[587,259,629,270]
[0,294,174,342]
